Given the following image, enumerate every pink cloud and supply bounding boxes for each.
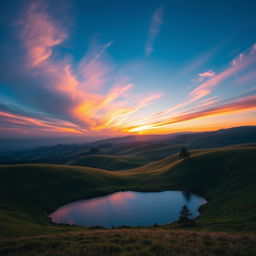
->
[0,111,84,136]
[234,71,256,86]
[126,44,256,131]
[232,53,244,66]
[14,2,163,135]
[251,44,256,54]
[199,70,215,78]
[192,70,216,83]
[190,44,256,101]
[20,2,67,69]
[3,2,254,137]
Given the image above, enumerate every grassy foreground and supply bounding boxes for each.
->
[1,144,256,255]
[1,230,256,256]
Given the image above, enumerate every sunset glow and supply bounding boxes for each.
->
[0,1,255,138]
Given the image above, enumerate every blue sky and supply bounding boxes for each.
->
[0,0,256,138]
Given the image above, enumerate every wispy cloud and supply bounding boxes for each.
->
[117,44,256,134]
[181,47,218,76]
[232,53,244,66]
[76,40,113,80]
[125,94,256,133]
[190,44,256,101]
[0,110,84,136]
[0,2,162,137]
[191,70,216,83]
[145,6,164,56]
[180,29,243,76]
[160,43,256,117]
[20,2,67,69]
[198,70,215,80]
[1,2,255,137]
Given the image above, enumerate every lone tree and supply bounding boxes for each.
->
[179,146,190,160]
[178,204,195,226]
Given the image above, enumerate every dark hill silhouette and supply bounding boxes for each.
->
[0,126,256,165]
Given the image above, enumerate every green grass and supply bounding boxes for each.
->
[0,164,132,237]
[110,143,184,162]
[66,154,147,170]
[1,144,256,255]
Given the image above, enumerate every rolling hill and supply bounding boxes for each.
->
[1,144,256,233]
[66,154,147,170]
[1,126,256,166]
[1,143,256,255]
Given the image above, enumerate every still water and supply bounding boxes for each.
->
[50,191,207,228]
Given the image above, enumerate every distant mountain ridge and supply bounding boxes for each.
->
[0,126,256,165]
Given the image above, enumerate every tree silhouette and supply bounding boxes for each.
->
[179,147,190,160]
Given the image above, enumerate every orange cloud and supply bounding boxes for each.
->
[3,2,254,138]
[16,2,162,136]
[125,94,256,133]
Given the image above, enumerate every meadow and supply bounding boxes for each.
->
[1,142,256,255]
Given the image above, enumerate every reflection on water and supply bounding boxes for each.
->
[50,191,207,228]
[182,191,192,203]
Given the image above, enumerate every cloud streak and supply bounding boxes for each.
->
[192,70,216,83]
[125,94,256,133]
[152,43,256,120]
[145,6,164,56]
[0,2,255,138]
[20,2,67,69]
[0,110,84,136]
[115,44,256,134]
[0,2,162,137]
[190,44,256,101]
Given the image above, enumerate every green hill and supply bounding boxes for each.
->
[0,144,256,255]
[66,154,147,170]
[134,145,256,231]
[0,164,133,237]
[2,126,256,165]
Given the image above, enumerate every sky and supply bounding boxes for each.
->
[0,0,256,139]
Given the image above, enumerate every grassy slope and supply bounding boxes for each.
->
[66,154,147,170]
[0,145,256,254]
[109,143,183,162]
[148,146,256,231]
[0,164,133,237]
[67,146,209,172]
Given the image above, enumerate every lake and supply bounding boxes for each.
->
[49,191,207,228]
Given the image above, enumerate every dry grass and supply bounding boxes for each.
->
[1,229,256,256]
